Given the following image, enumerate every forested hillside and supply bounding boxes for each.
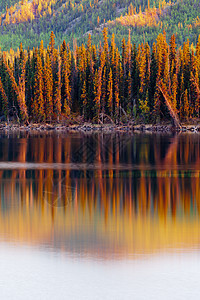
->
[0,0,200,50]
[0,30,199,125]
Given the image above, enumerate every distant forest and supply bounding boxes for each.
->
[0,30,199,124]
[0,0,200,50]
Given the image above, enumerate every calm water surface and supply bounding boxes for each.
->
[0,132,200,299]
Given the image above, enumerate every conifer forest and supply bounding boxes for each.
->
[0,30,200,124]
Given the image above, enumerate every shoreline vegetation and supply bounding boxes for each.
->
[0,31,200,130]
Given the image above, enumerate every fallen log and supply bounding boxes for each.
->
[99,113,114,124]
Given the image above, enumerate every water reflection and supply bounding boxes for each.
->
[0,132,199,167]
[0,132,200,258]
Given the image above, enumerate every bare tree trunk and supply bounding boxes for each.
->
[158,81,182,130]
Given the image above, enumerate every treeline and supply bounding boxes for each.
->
[0,30,200,124]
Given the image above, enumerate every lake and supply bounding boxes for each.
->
[0,132,200,299]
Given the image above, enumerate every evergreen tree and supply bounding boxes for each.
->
[53,55,62,121]
[33,49,45,122]
[61,42,71,115]
[44,52,53,122]
[107,68,113,117]
[0,76,9,120]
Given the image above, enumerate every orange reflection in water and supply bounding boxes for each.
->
[0,132,199,258]
[0,172,199,258]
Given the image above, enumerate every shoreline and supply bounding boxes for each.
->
[0,123,200,134]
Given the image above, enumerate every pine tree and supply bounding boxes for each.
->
[153,33,169,122]
[102,28,109,63]
[93,68,102,122]
[107,68,113,117]
[81,80,87,119]
[110,33,115,66]
[33,49,45,122]
[101,66,107,117]
[127,70,132,113]
[0,76,9,120]
[137,44,146,95]
[61,43,71,115]
[183,89,189,120]
[18,58,29,123]
[196,35,200,75]
[44,52,53,122]
[114,48,120,121]
[149,43,157,112]
[53,55,62,121]
[25,48,33,115]
[169,34,177,75]
[49,31,55,66]
[171,73,178,112]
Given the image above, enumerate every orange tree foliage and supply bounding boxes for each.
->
[0,31,200,124]
[1,0,56,26]
[108,1,171,29]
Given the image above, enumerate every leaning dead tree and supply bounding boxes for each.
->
[119,105,129,123]
[158,81,182,130]
[3,57,29,124]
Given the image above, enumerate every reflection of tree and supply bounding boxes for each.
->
[0,133,199,255]
[0,172,200,256]
[0,133,199,170]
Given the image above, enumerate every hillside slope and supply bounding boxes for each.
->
[0,0,200,50]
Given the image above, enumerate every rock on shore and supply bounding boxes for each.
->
[0,122,200,133]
